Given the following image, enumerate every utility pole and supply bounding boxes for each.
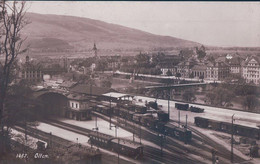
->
[95,116,98,129]
[111,125,119,164]
[139,124,142,144]
[178,110,180,127]
[185,114,188,128]
[133,122,135,142]
[49,132,52,148]
[118,138,120,164]
[159,134,164,156]
[109,95,112,129]
[168,88,170,120]
[212,149,216,164]
[185,114,188,145]
[231,114,235,163]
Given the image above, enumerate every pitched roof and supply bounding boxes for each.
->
[228,57,243,66]
[244,55,260,65]
[60,81,78,88]
[67,93,90,101]
[192,65,207,70]
[70,84,115,96]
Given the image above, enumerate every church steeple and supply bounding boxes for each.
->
[93,43,98,58]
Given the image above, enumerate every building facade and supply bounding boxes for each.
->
[205,62,230,81]
[242,56,260,84]
[19,56,43,83]
[191,65,207,79]
[176,61,194,78]
[66,94,92,121]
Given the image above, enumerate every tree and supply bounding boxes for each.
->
[96,60,108,72]
[243,95,259,111]
[196,45,206,60]
[151,52,165,66]
[182,90,196,102]
[204,86,234,107]
[3,81,42,153]
[166,70,173,76]
[135,52,150,68]
[101,80,112,88]
[0,1,28,153]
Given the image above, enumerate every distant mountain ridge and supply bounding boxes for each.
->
[22,13,201,54]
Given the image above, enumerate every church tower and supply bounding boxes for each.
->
[92,43,98,58]
[25,55,30,63]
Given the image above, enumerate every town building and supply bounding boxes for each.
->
[227,57,243,76]
[158,62,176,76]
[242,56,260,84]
[191,65,207,79]
[205,62,230,81]
[66,93,93,121]
[176,61,194,78]
[19,56,43,83]
[59,81,78,91]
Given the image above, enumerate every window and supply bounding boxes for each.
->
[76,103,78,108]
[72,103,74,108]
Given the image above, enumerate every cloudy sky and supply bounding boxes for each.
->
[27,1,260,47]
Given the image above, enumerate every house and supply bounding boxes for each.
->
[107,56,121,70]
[158,62,176,76]
[205,62,230,81]
[242,56,260,84]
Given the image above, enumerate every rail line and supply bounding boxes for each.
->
[188,125,249,164]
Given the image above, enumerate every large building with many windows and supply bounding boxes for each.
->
[19,56,43,83]
[205,62,230,81]
[176,61,194,78]
[242,56,260,84]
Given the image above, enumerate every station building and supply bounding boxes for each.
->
[66,94,92,121]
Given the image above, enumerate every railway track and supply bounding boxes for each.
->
[188,125,250,164]
[44,118,201,163]
[92,111,206,163]
[13,124,135,164]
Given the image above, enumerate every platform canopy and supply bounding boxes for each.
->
[102,92,134,101]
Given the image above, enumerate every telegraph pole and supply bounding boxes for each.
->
[231,114,235,163]
[109,95,112,129]
[178,110,180,127]
[139,124,142,144]
[111,125,119,164]
[185,114,188,128]
[95,115,98,129]
[118,138,120,164]
[133,122,135,142]
[168,88,170,120]
[159,134,164,156]
[185,114,188,144]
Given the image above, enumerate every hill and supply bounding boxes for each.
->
[22,13,201,55]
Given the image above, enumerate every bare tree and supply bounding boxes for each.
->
[0,0,27,153]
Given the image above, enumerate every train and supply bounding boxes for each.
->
[91,100,192,143]
[88,131,143,158]
[194,116,260,140]
[175,103,204,113]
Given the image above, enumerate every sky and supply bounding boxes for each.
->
[27,1,260,47]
